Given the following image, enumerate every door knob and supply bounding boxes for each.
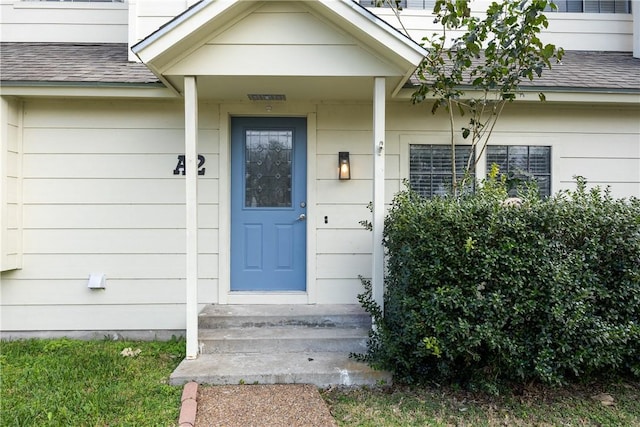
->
[298,214,306,221]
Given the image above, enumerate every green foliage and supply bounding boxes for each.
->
[1,338,185,426]
[411,0,563,194]
[360,176,640,387]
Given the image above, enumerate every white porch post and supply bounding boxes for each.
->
[184,76,199,359]
[372,77,386,312]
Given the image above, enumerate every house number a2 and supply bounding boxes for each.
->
[173,155,206,176]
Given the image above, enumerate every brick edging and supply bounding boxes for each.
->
[178,381,198,427]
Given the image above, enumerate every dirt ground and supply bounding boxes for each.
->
[195,384,337,427]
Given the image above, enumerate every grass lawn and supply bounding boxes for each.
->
[322,382,640,426]
[1,338,185,426]
[2,339,639,426]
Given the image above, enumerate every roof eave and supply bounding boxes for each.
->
[0,81,176,99]
[394,85,640,104]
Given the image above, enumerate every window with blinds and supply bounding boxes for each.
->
[547,0,631,13]
[359,0,436,8]
[409,144,475,198]
[486,146,551,197]
[359,0,631,12]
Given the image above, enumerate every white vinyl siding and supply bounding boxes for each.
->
[0,99,220,331]
[0,0,127,43]
[395,102,639,200]
[0,97,22,272]
[1,99,638,333]
[367,4,633,52]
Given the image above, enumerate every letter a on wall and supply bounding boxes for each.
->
[173,154,206,176]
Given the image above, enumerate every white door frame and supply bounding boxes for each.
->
[218,104,318,305]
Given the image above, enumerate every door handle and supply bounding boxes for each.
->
[298,214,306,221]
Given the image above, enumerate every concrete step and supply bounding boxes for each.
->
[198,326,369,354]
[169,352,392,387]
[198,304,371,329]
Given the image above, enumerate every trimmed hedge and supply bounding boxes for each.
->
[360,176,640,387]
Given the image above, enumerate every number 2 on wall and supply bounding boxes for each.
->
[173,154,206,176]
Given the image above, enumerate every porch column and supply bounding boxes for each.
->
[372,77,386,311]
[184,76,199,359]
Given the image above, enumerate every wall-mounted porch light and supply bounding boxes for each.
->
[339,151,351,180]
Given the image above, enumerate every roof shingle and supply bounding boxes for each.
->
[1,42,638,92]
[407,50,640,92]
[0,43,159,85]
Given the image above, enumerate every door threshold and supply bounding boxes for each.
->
[226,292,309,305]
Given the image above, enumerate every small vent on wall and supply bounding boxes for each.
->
[247,94,286,101]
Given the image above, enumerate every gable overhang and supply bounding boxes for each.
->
[131,0,426,101]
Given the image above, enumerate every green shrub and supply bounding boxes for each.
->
[360,176,640,387]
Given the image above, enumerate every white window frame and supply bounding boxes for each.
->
[486,145,553,197]
[400,135,476,198]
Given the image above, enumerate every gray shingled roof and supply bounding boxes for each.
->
[406,50,640,92]
[1,42,639,92]
[0,43,159,85]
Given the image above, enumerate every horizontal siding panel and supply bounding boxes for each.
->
[8,3,127,24]
[5,254,218,280]
[0,304,187,331]
[316,153,400,180]
[0,279,218,305]
[317,229,372,254]
[23,128,219,154]
[317,130,371,154]
[558,158,640,182]
[316,254,371,279]
[545,14,632,34]
[22,229,218,255]
[23,154,220,179]
[315,279,364,304]
[316,179,398,204]
[1,24,127,44]
[23,204,218,229]
[22,100,219,129]
[314,204,371,229]
[23,179,219,204]
[374,9,632,51]
[317,104,372,130]
[213,9,352,45]
[166,45,401,76]
[556,137,640,158]
[137,0,189,16]
[497,106,640,133]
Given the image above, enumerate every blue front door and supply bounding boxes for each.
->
[230,117,307,291]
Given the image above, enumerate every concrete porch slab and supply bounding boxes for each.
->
[169,352,392,388]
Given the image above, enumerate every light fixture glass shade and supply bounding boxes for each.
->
[338,152,350,180]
